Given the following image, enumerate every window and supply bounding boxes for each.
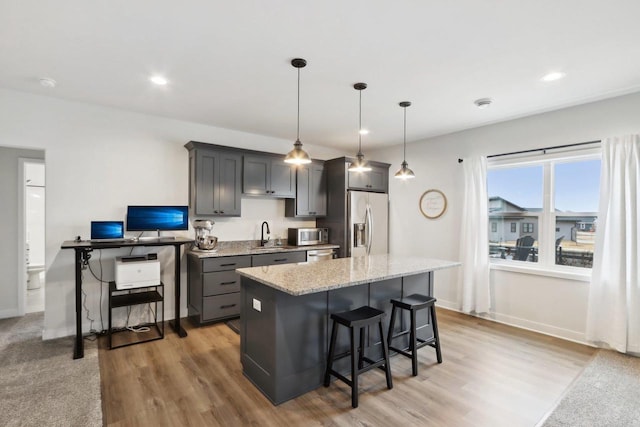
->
[488,152,600,269]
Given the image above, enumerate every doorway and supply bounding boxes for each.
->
[23,160,46,313]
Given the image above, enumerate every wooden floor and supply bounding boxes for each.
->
[98,309,595,427]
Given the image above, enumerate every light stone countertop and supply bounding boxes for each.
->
[236,254,461,296]
[188,240,339,258]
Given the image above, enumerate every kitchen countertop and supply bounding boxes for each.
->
[236,254,461,296]
[187,239,339,258]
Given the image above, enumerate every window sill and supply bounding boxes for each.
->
[489,260,592,282]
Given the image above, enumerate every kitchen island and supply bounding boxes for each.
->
[236,254,460,405]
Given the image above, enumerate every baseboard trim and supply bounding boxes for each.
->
[43,325,76,340]
[435,300,592,347]
[0,308,19,319]
[43,313,181,340]
[434,299,459,311]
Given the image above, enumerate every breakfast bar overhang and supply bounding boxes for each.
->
[236,254,460,405]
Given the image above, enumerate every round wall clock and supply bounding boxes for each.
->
[419,189,447,219]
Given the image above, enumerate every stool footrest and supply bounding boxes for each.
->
[328,370,353,387]
[360,356,389,374]
[389,330,411,340]
[389,337,436,356]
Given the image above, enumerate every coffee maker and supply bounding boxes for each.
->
[193,219,218,251]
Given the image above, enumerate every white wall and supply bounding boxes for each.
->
[0,147,45,318]
[372,91,640,344]
[0,88,345,339]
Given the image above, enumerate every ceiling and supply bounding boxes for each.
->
[2,1,640,150]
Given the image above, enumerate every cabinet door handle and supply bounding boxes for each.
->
[220,281,236,285]
[274,258,287,262]
[220,263,237,267]
[220,304,237,309]
[214,210,219,214]
[220,211,224,214]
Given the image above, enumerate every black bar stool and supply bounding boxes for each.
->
[387,294,442,376]
[324,306,393,408]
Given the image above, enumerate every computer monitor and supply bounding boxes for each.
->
[126,206,189,231]
[91,221,124,240]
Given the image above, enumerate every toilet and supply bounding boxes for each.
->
[27,264,45,290]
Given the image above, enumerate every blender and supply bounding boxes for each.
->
[193,219,218,251]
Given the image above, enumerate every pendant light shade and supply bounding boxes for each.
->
[284,58,312,165]
[394,101,415,180]
[348,83,372,172]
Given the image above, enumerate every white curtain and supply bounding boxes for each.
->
[459,156,490,314]
[586,134,640,354]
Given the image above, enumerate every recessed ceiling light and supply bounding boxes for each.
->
[39,78,57,88]
[149,75,168,86]
[474,98,492,109]
[359,129,369,135]
[541,72,566,82]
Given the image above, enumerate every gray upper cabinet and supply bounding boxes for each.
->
[188,146,242,216]
[243,155,295,198]
[348,164,388,193]
[285,162,327,217]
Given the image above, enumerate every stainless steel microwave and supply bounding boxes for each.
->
[288,228,329,246]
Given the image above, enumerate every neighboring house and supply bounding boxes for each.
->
[488,197,538,242]
[489,197,596,244]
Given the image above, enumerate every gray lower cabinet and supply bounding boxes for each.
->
[188,255,251,324]
[243,155,295,198]
[251,251,306,267]
[285,162,326,217]
[187,145,242,216]
[240,272,433,404]
[188,251,307,325]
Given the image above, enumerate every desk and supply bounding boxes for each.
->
[61,237,193,359]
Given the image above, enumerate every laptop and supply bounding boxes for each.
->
[90,221,127,242]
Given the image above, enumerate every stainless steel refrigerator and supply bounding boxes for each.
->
[348,190,389,257]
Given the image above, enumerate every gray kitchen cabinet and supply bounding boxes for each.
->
[188,255,251,325]
[317,157,390,258]
[251,251,306,267]
[348,164,388,193]
[188,250,307,325]
[243,155,295,197]
[187,144,242,216]
[284,162,327,217]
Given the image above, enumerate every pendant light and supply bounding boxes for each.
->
[348,82,372,172]
[394,101,415,180]
[284,58,312,165]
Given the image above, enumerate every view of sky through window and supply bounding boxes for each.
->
[554,159,601,212]
[487,165,543,209]
[487,160,601,212]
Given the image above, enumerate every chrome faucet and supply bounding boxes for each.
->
[260,221,271,246]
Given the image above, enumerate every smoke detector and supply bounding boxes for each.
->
[474,98,492,109]
[39,78,57,88]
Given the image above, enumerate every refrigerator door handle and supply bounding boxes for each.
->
[365,204,373,255]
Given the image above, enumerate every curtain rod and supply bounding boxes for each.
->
[457,139,601,163]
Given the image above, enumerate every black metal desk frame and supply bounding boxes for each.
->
[61,237,193,359]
